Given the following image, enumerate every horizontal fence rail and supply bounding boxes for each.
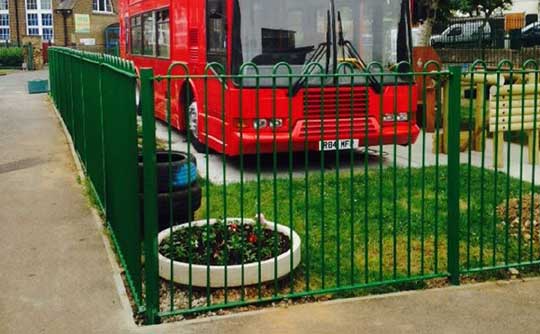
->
[50,48,540,324]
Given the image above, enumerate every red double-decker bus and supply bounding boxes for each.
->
[118,0,420,156]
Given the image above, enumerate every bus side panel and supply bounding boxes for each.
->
[171,0,190,69]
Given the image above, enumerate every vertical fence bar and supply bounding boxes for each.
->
[97,56,107,215]
[140,68,159,324]
[447,66,462,285]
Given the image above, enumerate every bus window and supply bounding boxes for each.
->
[142,12,155,56]
[234,0,401,76]
[156,9,170,58]
[207,0,226,66]
[131,15,142,55]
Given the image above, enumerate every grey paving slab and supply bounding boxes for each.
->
[0,70,134,334]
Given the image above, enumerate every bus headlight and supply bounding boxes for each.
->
[383,112,409,122]
[268,119,283,128]
[396,112,409,122]
[252,118,284,129]
[383,114,395,122]
[253,119,268,129]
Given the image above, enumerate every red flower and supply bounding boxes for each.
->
[247,233,257,244]
[229,223,238,232]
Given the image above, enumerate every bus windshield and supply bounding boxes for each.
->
[232,0,403,79]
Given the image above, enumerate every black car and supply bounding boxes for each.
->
[522,22,540,47]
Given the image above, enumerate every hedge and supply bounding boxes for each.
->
[0,47,24,67]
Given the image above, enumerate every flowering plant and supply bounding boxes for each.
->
[159,218,290,265]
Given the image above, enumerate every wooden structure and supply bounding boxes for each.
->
[438,73,499,154]
[488,83,540,167]
[461,73,499,151]
[413,47,441,132]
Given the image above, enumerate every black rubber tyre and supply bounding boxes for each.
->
[188,129,207,154]
[138,151,198,193]
[140,182,202,233]
[139,182,202,232]
[183,88,208,154]
[156,183,202,231]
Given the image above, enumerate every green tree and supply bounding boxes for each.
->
[457,0,513,18]
[457,0,512,47]
[416,0,512,45]
[416,0,458,46]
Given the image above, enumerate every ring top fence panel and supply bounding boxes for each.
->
[140,61,457,320]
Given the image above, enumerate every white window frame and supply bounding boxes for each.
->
[0,0,8,42]
[92,0,114,14]
[25,0,53,42]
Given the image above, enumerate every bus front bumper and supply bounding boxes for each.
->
[226,118,420,156]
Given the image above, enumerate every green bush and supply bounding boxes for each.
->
[0,47,24,67]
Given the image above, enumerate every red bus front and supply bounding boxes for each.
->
[119,0,420,156]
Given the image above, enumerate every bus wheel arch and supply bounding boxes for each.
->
[180,81,206,153]
[134,67,142,115]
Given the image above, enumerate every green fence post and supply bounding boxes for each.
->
[140,68,159,324]
[447,66,462,285]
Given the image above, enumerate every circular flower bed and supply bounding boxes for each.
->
[157,217,301,287]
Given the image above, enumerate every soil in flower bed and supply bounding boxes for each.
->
[497,194,540,243]
[159,219,291,265]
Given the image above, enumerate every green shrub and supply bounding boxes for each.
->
[0,47,24,67]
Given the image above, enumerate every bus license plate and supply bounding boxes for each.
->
[319,139,359,151]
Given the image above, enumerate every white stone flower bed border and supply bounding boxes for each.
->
[157,218,302,288]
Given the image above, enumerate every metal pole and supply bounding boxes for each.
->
[140,68,159,324]
[447,66,462,285]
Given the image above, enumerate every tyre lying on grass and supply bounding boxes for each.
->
[138,151,202,232]
[154,183,202,231]
[157,216,302,287]
[138,151,198,193]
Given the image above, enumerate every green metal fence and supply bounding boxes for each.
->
[49,47,540,324]
[48,48,144,312]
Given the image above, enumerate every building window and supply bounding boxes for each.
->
[0,27,8,41]
[130,15,142,55]
[0,14,8,26]
[42,27,52,41]
[156,10,169,58]
[27,13,38,26]
[26,0,37,10]
[40,0,50,10]
[93,0,113,13]
[41,13,51,26]
[25,0,53,42]
[0,0,7,42]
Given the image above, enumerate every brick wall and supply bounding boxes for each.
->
[53,10,74,46]
[8,0,26,45]
[7,0,118,50]
[67,0,118,49]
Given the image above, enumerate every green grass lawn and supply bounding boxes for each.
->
[0,69,14,76]
[191,165,539,301]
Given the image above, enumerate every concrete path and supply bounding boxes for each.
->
[0,70,133,334]
[139,279,540,334]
